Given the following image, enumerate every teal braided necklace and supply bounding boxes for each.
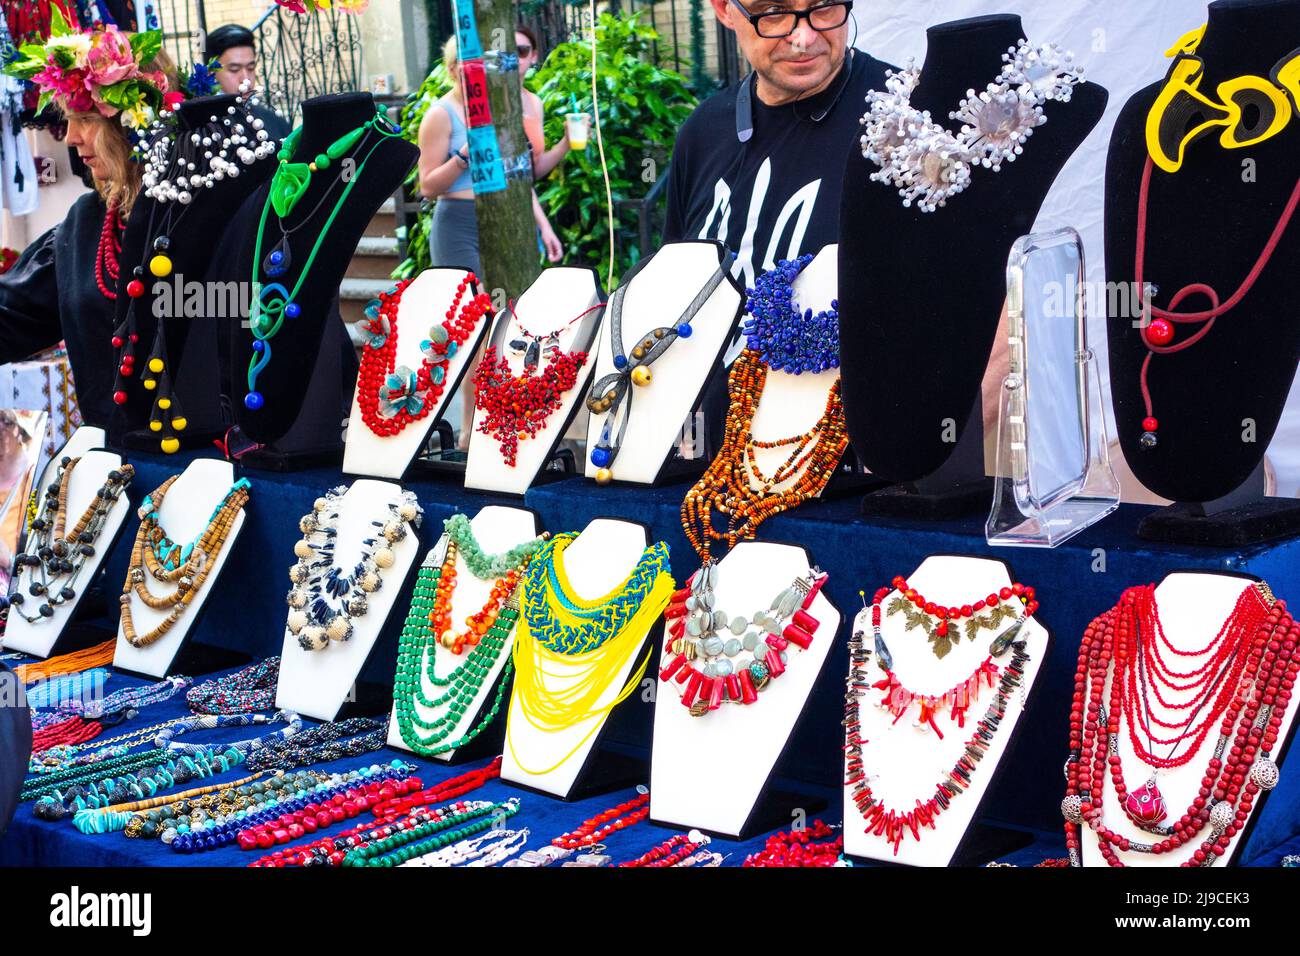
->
[522,533,670,655]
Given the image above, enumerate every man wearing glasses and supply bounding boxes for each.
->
[663,0,889,286]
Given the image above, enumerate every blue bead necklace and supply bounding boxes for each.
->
[742,254,840,374]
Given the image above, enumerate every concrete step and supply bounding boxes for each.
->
[364,196,398,238]
[348,235,403,280]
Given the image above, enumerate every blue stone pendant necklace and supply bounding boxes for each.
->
[585,254,732,485]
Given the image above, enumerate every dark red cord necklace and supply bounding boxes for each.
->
[1133,156,1300,449]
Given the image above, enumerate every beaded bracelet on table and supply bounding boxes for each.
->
[342,798,520,868]
[186,657,280,714]
[243,716,389,772]
[153,710,303,756]
[172,761,416,853]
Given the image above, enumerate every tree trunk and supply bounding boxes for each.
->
[471,0,540,303]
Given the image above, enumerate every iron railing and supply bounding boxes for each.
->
[152,0,362,123]
[251,3,363,122]
[521,0,741,92]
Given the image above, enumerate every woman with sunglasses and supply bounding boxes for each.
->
[515,26,574,180]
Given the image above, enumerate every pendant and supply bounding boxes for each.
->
[524,339,540,371]
[1123,775,1168,828]
[263,235,292,278]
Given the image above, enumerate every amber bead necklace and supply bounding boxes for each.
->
[681,349,848,561]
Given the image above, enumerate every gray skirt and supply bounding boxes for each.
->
[429,197,481,276]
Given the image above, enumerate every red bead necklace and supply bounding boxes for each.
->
[616,832,707,867]
[236,774,424,851]
[742,819,842,867]
[1122,584,1264,770]
[878,574,1040,642]
[95,202,124,301]
[551,789,650,849]
[1133,157,1300,449]
[369,755,503,819]
[32,715,103,753]
[356,274,492,436]
[1063,582,1295,867]
[252,758,503,867]
[250,802,472,868]
[471,303,599,467]
[844,614,1031,855]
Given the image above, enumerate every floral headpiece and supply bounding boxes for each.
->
[275,0,371,14]
[2,6,177,130]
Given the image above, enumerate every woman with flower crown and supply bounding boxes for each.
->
[0,9,182,427]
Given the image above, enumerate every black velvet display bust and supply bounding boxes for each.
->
[114,95,277,447]
[216,92,418,447]
[838,14,1107,489]
[1105,0,1300,505]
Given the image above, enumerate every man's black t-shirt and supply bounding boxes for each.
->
[663,49,891,289]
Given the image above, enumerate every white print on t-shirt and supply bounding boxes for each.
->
[696,156,821,290]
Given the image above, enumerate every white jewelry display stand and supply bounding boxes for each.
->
[464,267,604,495]
[582,240,742,484]
[1079,572,1300,867]
[387,504,540,762]
[275,479,421,722]
[501,517,655,799]
[113,459,248,678]
[342,268,491,480]
[842,555,1050,866]
[5,429,130,657]
[649,540,841,837]
[747,244,841,498]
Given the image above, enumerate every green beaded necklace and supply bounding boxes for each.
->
[444,513,546,579]
[393,565,516,756]
[342,799,519,867]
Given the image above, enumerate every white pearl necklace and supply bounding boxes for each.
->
[859,39,1084,212]
[139,89,278,204]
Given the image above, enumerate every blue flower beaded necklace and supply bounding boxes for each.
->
[742,254,840,374]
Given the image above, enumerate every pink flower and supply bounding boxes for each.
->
[32,61,96,113]
[163,90,184,111]
[83,27,140,88]
[275,0,310,13]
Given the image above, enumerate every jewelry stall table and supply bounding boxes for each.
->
[5,450,1299,866]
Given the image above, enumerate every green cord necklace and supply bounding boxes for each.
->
[245,108,402,412]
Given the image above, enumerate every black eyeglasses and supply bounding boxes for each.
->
[730,0,853,39]
[517,43,533,57]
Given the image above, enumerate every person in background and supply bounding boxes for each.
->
[664,0,889,286]
[417,35,564,276]
[516,25,572,180]
[204,23,291,141]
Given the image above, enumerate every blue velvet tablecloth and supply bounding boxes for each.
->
[5,447,1299,866]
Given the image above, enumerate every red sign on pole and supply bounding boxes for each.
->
[461,61,492,128]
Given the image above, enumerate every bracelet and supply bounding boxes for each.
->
[252,802,465,868]
[342,799,516,867]
[616,832,708,868]
[173,761,416,854]
[154,711,303,755]
[78,771,270,835]
[237,770,423,850]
